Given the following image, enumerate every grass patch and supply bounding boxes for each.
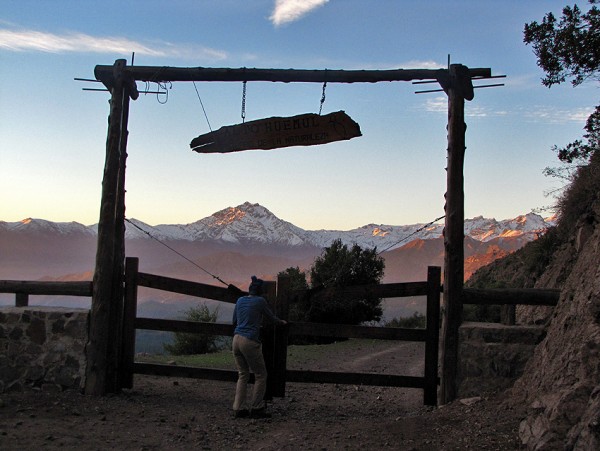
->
[136,338,388,369]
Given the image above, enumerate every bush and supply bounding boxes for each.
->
[555,151,600,235]
[163,303,220,355]
[385,312,426,329]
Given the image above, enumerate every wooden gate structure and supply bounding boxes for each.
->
[86,59,498,403]
[120,258,441,406]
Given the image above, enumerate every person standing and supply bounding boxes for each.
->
[232,276,286,419]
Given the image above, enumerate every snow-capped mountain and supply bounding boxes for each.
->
[140,202,554,250]
[2,202,554,251]
[153,203,309,246]
[1,218,95,236]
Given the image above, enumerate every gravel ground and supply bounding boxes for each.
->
[0,341,525,450]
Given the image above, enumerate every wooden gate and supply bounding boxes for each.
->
[121,257,441,406]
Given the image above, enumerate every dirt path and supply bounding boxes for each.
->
[0,340,524,450]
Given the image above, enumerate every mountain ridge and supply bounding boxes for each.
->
[2,201,555,251]
[0,202,557,322]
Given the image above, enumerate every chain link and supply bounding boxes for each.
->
[319,80,327,115]
[241,80,247,123]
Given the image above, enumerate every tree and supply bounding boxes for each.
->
[163,303,220,355]
[277,266,310,323]
[524,0,600,164]
[307,239,385,325]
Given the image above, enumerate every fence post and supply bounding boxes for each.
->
[15,293,29,307]
[501,305,516,325]
[262,281,277,400]
[272,274,290,397]
[424,266,441,406]
[120,257,139,389]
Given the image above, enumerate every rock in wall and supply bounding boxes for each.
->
[458,322,546,398]
[0,307,88,392]
[509,204,600,450]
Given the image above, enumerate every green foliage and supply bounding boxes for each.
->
[277,266,310,323]
[277,243,385,344]
[385,312,426,329]
[278,241,385,344]
[308,239,385,325]
[163,303,220,355]
[520,227,561,275]
[524,1,600,164]
[524,1,600,88]
[556,151,600,232]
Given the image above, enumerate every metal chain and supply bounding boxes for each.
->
[319,80,327,115]
[241,80,247,123]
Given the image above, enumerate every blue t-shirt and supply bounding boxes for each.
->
[232,295,279,343]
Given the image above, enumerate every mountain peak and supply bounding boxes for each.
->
[4,203,555,250]
[212,206,248,226]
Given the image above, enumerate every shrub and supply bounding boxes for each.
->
[385,312,426,329]
[555,151,600,235]
[163,303,220,355]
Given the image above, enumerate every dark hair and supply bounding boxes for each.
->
[248,276,264,295]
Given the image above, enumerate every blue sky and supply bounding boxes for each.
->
[0,1,596,230]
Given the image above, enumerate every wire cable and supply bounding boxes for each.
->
[192,81,212,132]
[124,217,230,287]
[377,214,445,254]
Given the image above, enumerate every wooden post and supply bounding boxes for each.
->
[424,266,441,406]
[439,64,472,404]
[121,257,139,389]
[85,59,131,395]
[15,293,28,307]
[501,305,516,325]
[261,281,277,400]
[272,274,291,397]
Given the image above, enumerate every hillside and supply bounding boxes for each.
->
[467,154,600,449]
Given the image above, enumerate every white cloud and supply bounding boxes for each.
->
[400,60,445,70]
[270,0,329,26]
[424,97,592,123]
[0,28,227,61]
[523,106,594,124]
[423,96,508,118]
[424,96,447,113]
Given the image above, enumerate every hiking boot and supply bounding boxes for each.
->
[233,409,249,418]
[250,408,272,419]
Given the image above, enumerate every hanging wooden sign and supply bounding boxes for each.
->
[190,110,361,153]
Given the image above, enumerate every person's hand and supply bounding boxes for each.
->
[279,320,287,325]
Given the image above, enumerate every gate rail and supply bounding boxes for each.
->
[123,257,441,405]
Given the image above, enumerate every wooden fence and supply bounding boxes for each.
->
[123,258,442,406]
[0,260,561,406]
[0,280,93,306]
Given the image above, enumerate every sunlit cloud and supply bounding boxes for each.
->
[0,28,228,61]
[424,96,447,113]
[270,0,329,26]
[424,96,592,123]
[400,60,445,70]
[423,96,506,118]
[523,106,594,124]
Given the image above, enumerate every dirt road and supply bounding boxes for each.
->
[0,340,524,450]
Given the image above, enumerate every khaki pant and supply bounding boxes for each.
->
[232,334,267,411]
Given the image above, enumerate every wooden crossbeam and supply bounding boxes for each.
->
[94,65,492,86]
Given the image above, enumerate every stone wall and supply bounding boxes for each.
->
[458,321,546,397]
[0,307,88,393]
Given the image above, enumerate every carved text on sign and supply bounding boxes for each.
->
[190,110,361,153]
